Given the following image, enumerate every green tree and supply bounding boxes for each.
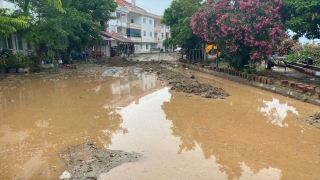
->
[161,0,204,52]
[23,0,64,13]
[17,0,116,65]
[0,8,29,37]
[283,0,320,39]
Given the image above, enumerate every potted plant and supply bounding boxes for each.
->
[0,59,7,73]
[16,53,28,73]
[6,52,18,73]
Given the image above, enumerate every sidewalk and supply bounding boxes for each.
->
[180,63,320,106]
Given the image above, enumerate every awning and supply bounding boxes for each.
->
[101,31,134,43]
[102,36,113,41]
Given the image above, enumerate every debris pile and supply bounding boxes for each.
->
[59,143,143,179]
[303,112,320,129]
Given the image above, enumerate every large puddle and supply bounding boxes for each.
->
[0,68,319,179]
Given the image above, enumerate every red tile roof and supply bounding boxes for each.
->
[122,0,131,6]
[117,0,147,12]
[116,0,126,6]
[101,31,134,43]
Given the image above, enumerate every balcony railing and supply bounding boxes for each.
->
[128,37,142,42]
[127,23,141,29]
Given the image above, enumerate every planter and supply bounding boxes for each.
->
[17,67,24,73]
[0,66,6,73]
[7,67,17,73]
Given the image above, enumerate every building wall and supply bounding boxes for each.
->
[0,0,18,10]
[108,6,128,37]
[141,16,154,43]
[0,0,30,55]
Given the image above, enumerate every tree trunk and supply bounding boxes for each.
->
[37,44,45,66]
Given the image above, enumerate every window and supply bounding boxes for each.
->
[149,19,152,25]
[154,33,157,37]
[131,19,134,23]
[143,18,146,23]
[0,36,7,49]
[126,28,141,37]
[143,31,146,36]
[7,36,13,49]
[18,36,23,50]
[150,32,152,37]
[161,33,164,39]
[146,44,149,49]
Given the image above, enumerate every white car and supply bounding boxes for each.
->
[174,47,182,53]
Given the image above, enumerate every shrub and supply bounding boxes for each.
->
[286,42,320,66]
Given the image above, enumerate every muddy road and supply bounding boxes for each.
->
[0,58,319,180]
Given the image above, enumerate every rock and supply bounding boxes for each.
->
[190,75,195,79]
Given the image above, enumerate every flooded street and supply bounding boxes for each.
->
[0,66,319,180]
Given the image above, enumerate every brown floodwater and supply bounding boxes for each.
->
[0,68,319,180]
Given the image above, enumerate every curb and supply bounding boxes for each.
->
[180,63,320,106]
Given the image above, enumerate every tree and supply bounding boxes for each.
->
[191,0,286,70]
[0,8,29,37]
[282,0,320,39]
[23,0,64,13]
[161,0,204,52]
[16,0,116,65]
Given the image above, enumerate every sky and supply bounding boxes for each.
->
[129,0,173,16]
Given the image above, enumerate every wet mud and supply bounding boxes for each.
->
[302,112,320,129]
[0,55,320,179]
[59,143,142,179]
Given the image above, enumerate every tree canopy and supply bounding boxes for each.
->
[283,0,320,39]
[15,0,116,64]
[191,0,286,69]
[161,0,204,51]
[0,8,29,37]
[23,0,64,13]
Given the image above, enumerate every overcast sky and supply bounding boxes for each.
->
[129,0,173,16]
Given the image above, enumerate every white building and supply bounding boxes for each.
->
[110,0,170,53]
[0,0,29,54]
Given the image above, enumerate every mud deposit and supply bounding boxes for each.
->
[303,112,320,129]
[1,54,320,180]
[59,143,143,179]
[141,61,230,99]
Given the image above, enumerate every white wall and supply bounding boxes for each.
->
[0,0,18,11]
[127,14,141,24]
[141,16,154,43]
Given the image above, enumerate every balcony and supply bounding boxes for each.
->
[127,23,141,29]
[128,37,142,42]
[154,38,161,42]
[116,20,127,27]
[154,27,161,32]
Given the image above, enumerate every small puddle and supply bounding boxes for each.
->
[0,67,319,179]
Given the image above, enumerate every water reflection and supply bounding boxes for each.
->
[162,71,320,180]
[0,72,159,179]
[258,98,299,127]
[239,162,282,180]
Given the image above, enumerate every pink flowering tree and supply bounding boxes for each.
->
[191,0,286,70]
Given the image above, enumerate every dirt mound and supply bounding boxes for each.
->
[170,80,229,99]
[107,57,135,66]
[156,67,230,99]
[59,143,143,179]
[303,112,320,129]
